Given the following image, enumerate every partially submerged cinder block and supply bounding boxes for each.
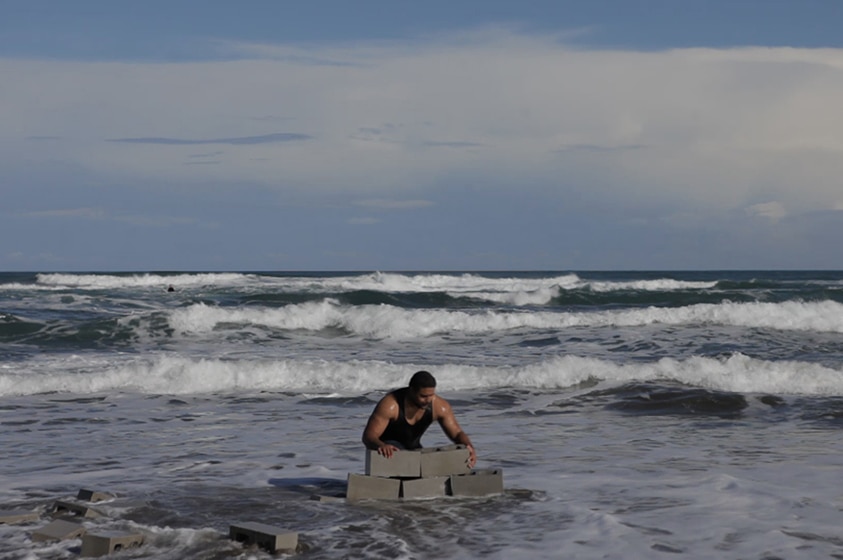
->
[420,444,472,477]
[449,469,504,497]
[401,476,449,499]
[80,531,144,557]
[0,509,39,524]
[51,500,104,519]
[31,519,86,542]
[365,449,421,478]
[309,493,346,503]
[346,473,401,501]
[76,489,113,503]
[229,521,298,554]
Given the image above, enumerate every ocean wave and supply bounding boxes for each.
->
[1,353,841,397]
[28,272,717,297]
[164,299,843,338]
[35,272,253,290]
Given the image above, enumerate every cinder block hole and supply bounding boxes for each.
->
[233,532,248,543]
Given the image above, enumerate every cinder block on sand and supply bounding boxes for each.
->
[0,509,39,524]
[229,521,298,553]
[420,444,472,477]
[51,500,104,519]
[449,469,504,497]
[80,531,144,557]
[401,476,449,499]
[31,519,86,542]
[365,449,421,477]
[346,473,401,501]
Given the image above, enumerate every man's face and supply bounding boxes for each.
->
[411,386,436,408]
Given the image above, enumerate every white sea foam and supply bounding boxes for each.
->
[163,299,843,339]
[28,271,716,296]
[2,352,842,397]
[36,272,253,290]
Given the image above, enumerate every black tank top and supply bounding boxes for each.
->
[380,387,433,450]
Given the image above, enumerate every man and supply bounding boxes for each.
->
[362,371,476,467]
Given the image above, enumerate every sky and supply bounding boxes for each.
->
[2,0,843,271]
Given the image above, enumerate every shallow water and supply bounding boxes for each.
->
[2,271,843,558]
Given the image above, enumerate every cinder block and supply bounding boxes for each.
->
[51,500,104,519]
[449,469,504,497]
[401,476,448,499]
[420,444,472,477]
[229,522,298,553]
[80,531,144,557]
[0,509,39,524]
[309,493,346,503]
[77,489,113,503]
[365,449,421,477]
[31,519,86,542]
[346,473,401,501]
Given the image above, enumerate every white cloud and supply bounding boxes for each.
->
[746,201,787,221]
[2,30,843,219]
[355,199,434,209]
[19,207,201,228]
[348,217,380,225]
[22,207,106,219]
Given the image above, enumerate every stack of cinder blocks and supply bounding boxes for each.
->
[346,444,504,500]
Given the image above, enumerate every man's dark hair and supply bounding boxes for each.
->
[409,370,436,389]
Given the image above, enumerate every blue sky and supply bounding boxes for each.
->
[2,1,843,271]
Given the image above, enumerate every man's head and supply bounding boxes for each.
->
[408,370,437,408]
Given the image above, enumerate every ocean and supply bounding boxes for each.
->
[2,270,843,559]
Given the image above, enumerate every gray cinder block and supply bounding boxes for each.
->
[76,489,113,503]
[51,500,104,519]
[309,493,346,503]
[449,469,504,497]
[401,476,449,499]
[31,519,86,542]
[0,509,39,524]
[420,444,472,477]
[365,449,421,477]
[346,473,401,501]
[229,522,298,553]
[80,531,144,557]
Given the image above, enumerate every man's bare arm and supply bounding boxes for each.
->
[361,396,401,458]
[435,398,477,467]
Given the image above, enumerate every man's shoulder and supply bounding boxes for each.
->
[375,391,401,414]
[432,395,453,418]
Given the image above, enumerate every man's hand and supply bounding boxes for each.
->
[377,443,401,458]
[466,444,477,468]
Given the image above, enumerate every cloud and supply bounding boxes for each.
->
[348,217,380,225]
[553,144,646,153]
[355,199,434,209]
[108,132,311,145]
[421,140,485,148]
[2,30,843,221]
[22,207,106,219]
[746,201,787,221]
[20,207,201,228]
